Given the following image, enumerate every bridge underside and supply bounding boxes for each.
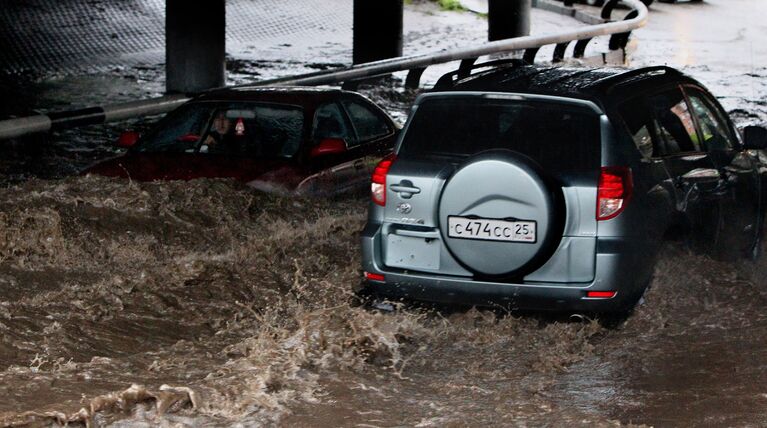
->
[0,0,530,94]
[0,0,352,83]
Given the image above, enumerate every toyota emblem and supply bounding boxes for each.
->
[396,203,412,214]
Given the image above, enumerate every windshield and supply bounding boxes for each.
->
[133,102,305,158]
[398,97,600,172]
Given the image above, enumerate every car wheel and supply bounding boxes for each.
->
[438,150,565,280]
[597,277,651,327]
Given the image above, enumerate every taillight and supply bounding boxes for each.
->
[597,167,633,221]
[586,290,617,299]
[371,153,396,206]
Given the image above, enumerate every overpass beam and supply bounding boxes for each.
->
[353,0,403,64]
[166,0,225,94]
[488,0,532,41]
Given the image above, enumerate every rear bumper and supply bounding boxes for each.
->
[360,223,653,313]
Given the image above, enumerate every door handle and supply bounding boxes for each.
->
[678,168,729,198]
[353,159,364,170]
[390,182,421,199]
[680,168,721,185]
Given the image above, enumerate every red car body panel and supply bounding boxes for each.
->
[82,87,398,194]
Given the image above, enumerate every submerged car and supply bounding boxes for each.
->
[359,62,767,314]
[84,87,398,195]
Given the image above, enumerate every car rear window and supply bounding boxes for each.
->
[398,97,601,172]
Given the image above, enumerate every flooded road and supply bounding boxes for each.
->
[1,176,767,426]
[2,0,767,426]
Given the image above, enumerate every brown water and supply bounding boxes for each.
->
[2,1,767,425]
[1,176,766,427]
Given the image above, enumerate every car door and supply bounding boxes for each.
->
[615,95,676,252]
[683,85,762,257]
[193,103,307,183]
[299,101,362,196]
[341,98,396,156]
[645,86,724,248]
[340,98,397,183]
[123,102,214,180]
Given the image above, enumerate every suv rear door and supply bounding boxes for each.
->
[382,94,601,282]
[643,86,727,248]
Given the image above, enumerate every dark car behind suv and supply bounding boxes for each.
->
[359,62,767,314]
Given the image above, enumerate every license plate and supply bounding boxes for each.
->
[447,216,537,243]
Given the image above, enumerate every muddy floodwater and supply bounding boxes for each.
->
[2,0,767,426]
[0,176,765,426]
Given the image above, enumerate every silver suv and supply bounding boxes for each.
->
[359,63,767,313]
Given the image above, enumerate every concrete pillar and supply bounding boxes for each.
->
[353,0,403,64]
[488,0,532,41]
[166,0,225,93]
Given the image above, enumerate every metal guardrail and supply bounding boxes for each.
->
[0,0,648,141]
[0,95,191,141]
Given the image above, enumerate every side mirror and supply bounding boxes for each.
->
[743,126,767,150]
[310,138,347,158]
[117,131,140,148]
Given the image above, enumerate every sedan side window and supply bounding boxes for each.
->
[313,103,356,146]
[342,100,391,146]
[685,89,736,151]
[647,88,701,155]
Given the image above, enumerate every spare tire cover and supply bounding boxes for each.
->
[439,150,559,277]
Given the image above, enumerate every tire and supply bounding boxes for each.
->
[352,282,373,306]
[597,277,651,328]
[438,150,564,280]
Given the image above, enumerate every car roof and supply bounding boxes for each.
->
[193,86,355,108]
[433,61,699,106]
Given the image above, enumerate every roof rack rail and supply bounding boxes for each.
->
[433,58,528,90]
[589,66,681,93]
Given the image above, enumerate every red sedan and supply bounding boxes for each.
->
[83,87,399,196]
